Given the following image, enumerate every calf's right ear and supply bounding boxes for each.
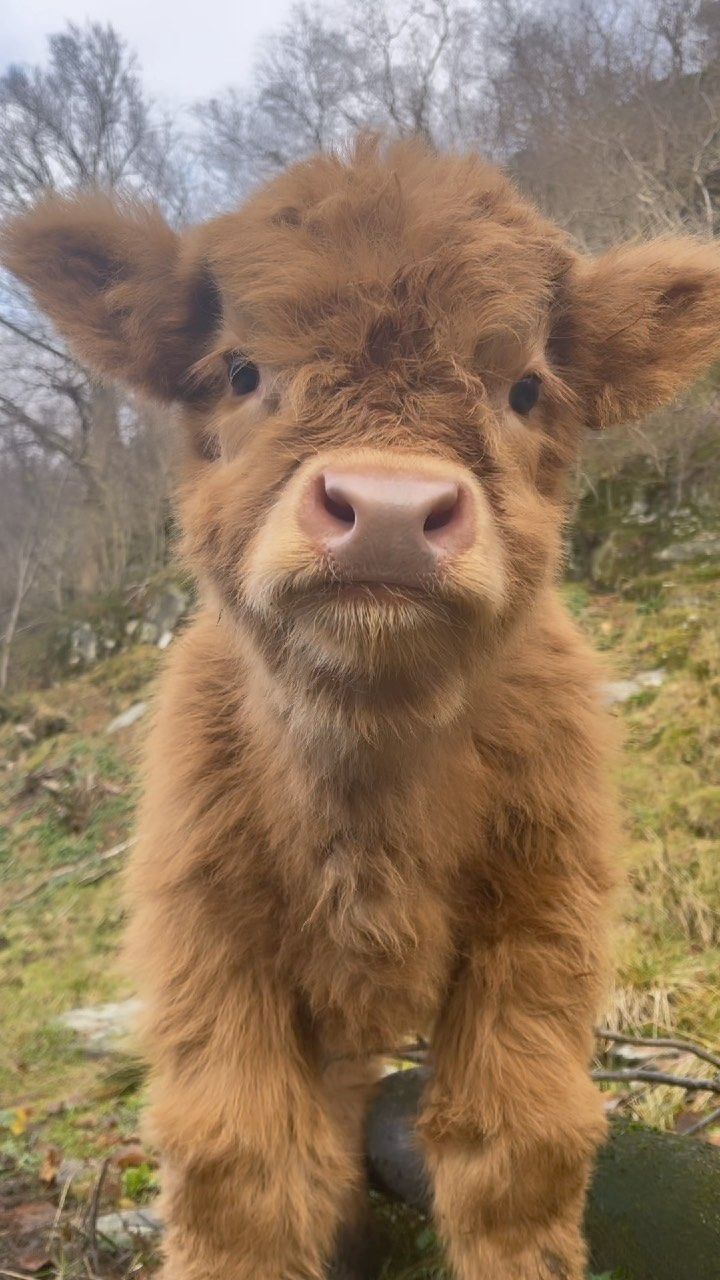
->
[1,194,221,402]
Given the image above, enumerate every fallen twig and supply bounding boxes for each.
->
[83,1156,110,1264]
[5,839,135,909]
[592,1069,720,1094]
[384,1042,720,1107]
[596,1027,720,1073]
[49,1170,75,1249]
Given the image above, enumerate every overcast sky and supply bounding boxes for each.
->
[3,0,296,106]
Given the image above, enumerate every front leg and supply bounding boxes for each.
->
[148,973,366,1280]
[421,888,610,1279]
[127,886,369,1280]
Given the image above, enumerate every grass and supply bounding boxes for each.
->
[0,648,157,1113]
[569,565,720,1054]
[0,579,718,1275]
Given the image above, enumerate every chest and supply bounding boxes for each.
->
[273,819,465,1053]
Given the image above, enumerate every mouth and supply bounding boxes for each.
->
[312,579,435,605]
[264,573,451,620]
[241,560,488,635]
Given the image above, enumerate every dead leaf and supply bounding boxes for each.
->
[17,1247,53,1272]
[39,1147,61,1186]
[6,1201,55,1232]
[115,1143,148,1170]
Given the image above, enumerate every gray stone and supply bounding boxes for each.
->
[95,1208,163,1250]
[138,621,160,645]
[602,668,665,706]
[656,534,720,563]
[365,1068,429,1211]
[58,997,142,1054]
[106,701,147,733]
[143,585,189,638]
[69,622,97,666]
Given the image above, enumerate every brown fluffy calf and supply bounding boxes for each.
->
[5,138,720,1280]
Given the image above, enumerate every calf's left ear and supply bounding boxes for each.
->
[553,239,720,430]
[1,194,220,402]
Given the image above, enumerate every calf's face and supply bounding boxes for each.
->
[5,140,720,714]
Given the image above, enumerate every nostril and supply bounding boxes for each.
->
[320,476,356,527]
[423,487,460,536]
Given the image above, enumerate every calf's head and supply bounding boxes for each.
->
[5,139,720,723]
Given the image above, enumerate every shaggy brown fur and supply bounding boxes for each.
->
[5,137,720,1280]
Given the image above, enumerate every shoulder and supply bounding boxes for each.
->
[472,588,618,775]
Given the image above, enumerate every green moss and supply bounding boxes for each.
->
[562,581,591,617]
[89,644,161,696]
[122,1161,159,1203]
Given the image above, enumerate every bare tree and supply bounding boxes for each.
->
[487,0,720,245]
[0,455,70,689]
[193,0,495,203]
[0,23,187,596]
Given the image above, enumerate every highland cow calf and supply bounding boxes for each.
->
[5,138,720,1280]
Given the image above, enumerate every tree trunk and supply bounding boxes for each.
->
[0,543,33,690]
[77,380,121,597]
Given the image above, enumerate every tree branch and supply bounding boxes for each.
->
[596,1028,720,1073]
[0,313,72,363]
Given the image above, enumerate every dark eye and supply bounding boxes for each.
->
[509,373,541,416]
[227,353,260,396]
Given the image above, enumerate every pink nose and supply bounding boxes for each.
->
[299,465,474,585]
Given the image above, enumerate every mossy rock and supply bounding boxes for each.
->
[586,1120,720,1280]
[366,1070,720,1280]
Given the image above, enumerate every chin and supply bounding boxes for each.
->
[239,574,499,722]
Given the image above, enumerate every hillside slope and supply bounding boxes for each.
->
[1,569,719,1274]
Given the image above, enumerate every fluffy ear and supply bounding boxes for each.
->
[552,239,720,429]
[1,194,221,402]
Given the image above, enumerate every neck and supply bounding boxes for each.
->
[239,626,476,825]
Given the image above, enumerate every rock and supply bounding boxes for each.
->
[95,1208,163,1250]
[586,1122,720,1280]
[106,701,147,733]
[57,997,142,1055]
[365,1069,720,1280]
[656,534,720,563]
[602,668,665,706]
[96,1205,383,1278]
[143,585,189,643]
[365,1067,430,1210]
[69,622,97,666]
[138,621,160,645]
